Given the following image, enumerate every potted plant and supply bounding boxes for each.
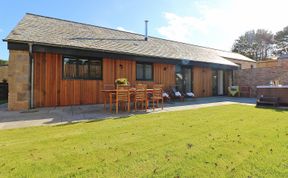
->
[115,78,129,86]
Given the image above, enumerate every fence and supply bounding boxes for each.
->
[0,82,8,100]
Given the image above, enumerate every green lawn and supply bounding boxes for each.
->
[0,105,287,177]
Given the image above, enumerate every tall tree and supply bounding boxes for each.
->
[273,26,288,55]
[0,59,8,65]
[232,29,274,60]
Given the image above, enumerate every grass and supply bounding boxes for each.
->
[0,105,287,177]
[0,100,7,104]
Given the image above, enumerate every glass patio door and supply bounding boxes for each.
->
[212,70,224,96]
[183,68,192,92]
[175,65,193,93]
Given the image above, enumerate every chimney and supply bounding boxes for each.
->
[145,20,148,41]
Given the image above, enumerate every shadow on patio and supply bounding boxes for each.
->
[0,96,256,130]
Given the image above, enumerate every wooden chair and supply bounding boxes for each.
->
[103,84,115,112]
[239,86,251,97]
[169,86,185,101]
[151,84,164,111]
[162,87,171,102]
[134,84,148,111]
[115,85,131,114]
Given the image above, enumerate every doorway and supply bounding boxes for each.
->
[212,70,224,96]
[183,67,192,92]
[175,65,193,93]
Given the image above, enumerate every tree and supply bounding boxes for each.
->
[0,59,8,65]
[273,26,288,55]
[232,29,274,60]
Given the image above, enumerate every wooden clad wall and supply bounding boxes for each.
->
[33,52,175,107]
[193,67,212,97]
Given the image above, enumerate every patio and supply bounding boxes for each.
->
[0,97,255,130]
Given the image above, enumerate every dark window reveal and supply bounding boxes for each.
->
[63,56,102,80]
[136,62,153,81]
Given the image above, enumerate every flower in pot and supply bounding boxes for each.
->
[115,78,129,86]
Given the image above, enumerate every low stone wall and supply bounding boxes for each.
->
[8,50,30,111]
[0,65,8,82]
[234,60,288,96]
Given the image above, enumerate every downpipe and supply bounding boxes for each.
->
[28,43,34,109]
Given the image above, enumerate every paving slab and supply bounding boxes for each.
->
[0,97,256,130]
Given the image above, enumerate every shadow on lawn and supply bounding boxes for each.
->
[255,106,288,112]
[53,114,137,127]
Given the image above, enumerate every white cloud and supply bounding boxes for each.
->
[116,26,134,33]
[157,0,288,51]
[158,12,208,43]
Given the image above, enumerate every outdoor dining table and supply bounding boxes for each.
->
[101,88,154,112]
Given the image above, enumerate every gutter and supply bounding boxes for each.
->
[28,43,34,109]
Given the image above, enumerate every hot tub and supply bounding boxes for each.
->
[256,86,288,105]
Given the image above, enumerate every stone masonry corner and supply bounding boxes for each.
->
[8,50,30,111]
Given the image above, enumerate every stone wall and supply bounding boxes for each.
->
[234,60,288,96]
[256,60,278,68]
[0,65,8,83]
[8,50,30,111]
[225,58,256,69]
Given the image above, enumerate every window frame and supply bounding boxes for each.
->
[62,55,103,80]
[136,62,154,81]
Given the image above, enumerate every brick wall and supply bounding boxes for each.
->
[8,50,30,111]
[256,60,278,68]
[0,65,8,83]
[234,60,288,96]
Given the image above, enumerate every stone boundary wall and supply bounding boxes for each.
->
[234,60,288,97]
[256,60,278,68]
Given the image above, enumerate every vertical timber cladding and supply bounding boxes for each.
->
[193,67,212,97]
[33,52,103,107]
[33,52,176,107]
[112,59,175,87]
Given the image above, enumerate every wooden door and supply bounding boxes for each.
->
[193,67,212,97]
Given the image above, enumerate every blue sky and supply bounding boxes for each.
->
[1,0,287,60]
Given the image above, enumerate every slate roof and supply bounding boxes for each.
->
[5,13,254,67]
[209,49,256,62]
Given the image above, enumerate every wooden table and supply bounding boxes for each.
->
[101,88,154,112]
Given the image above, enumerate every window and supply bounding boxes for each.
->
[63,56,102,80]
[136,62,153,80]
